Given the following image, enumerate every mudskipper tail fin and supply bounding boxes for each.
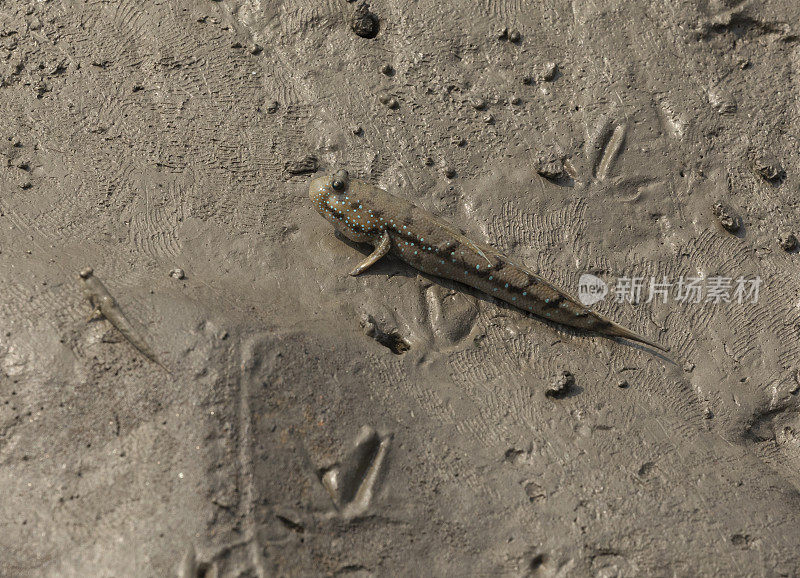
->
[603,322,669,353]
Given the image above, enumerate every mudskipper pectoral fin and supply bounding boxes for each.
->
[350,230,391,276]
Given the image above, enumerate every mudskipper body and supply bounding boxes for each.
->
[309,169,667,352]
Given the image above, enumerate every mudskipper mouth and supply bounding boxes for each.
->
[308,176,329,199]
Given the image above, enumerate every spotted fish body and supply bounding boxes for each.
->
[309,170,666,352]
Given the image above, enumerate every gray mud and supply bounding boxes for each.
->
[1,0,800,576]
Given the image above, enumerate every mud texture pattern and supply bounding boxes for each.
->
[1,0,800,576]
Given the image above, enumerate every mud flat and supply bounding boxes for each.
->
[1,0,799,575]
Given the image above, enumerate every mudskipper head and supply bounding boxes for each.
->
[309,169,349,210]
[309,169,378,243]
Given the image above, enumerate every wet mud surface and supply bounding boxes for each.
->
[1,0,800,575]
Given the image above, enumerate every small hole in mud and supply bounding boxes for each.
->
[530,553,547,570]
[276,514,305,533]
[377,331,411,354]
[360,315,411,354]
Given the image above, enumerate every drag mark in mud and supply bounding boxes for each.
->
[79,267,168,371]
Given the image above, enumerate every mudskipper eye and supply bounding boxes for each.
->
[331,169,349,192]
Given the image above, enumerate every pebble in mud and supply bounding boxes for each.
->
[541,62,558,81]
[546,370,574,399]
[708,86,737,114]
[169,268,185,280]
[617,379,629,389]
[779,232,798,252]
[712,202,741,233]
[523,480,546,503]
[482,113,494,124]
[534,151,564,180]
[469,96,486,110]
[790,371,800,395]
[751,154,785,183]
[497,28,522,43]
[12,157,30,171]
[378,93,398,109]
[351,2,379,39]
